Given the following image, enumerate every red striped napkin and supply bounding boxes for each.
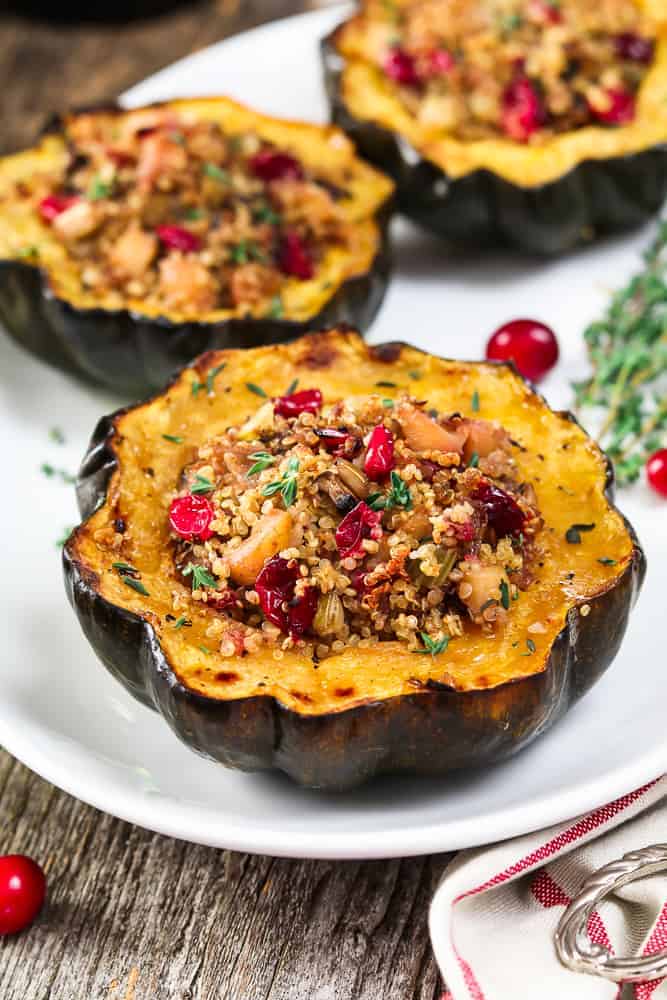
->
[430,777,667,999]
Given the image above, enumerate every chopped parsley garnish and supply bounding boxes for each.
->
[262,457,299,507]
[203,162,230,183]
[121,576,150,596]
[468,452,480,469]
[565,522,596,544]
[499,579,511,611]
[190,474,214,495]
[471,390,480,413]
[416,632,450,656]
[598,557,617,566]
[206,363,226,395]
[87,175,113,201]
[267,295,284,319]
[162,434,184,444]
[246,382,268,398]
[247,451,275,477]
[182,563,218,591]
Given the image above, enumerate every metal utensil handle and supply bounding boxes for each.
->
[555,844,667,983]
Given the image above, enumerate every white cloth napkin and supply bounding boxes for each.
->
[430,777,667,1000]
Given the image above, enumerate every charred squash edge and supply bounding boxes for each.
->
[322,4,667,255]
[0,98,394,396]
[62,328,645,790]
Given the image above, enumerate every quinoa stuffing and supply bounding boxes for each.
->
[167,387,544,659]
[20,107,357,315]
[359,0,656,142]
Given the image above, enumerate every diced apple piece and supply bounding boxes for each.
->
[108,223,158,280]
[228,509,292,586]
[397,402,467,454]
[458,561,509,617]
[462,419,511,461]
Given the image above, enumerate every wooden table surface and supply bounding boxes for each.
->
[0,3,448,997]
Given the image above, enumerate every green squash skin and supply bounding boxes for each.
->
[322,32,667,256]
[62,347,646,791]
[0,211,391,396]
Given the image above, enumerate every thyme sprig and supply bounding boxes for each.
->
[261,457,299,507]
[573,222,667,485]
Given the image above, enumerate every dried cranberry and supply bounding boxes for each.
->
[501,77,545,142]
[256,556,316,636]
[419,460,440,483]
[527,0,562,23]
[335,502,383,560]
[278,230,314,280]
[615,33,654,64]
[426,48,455,76]
[156,224,201,253]
[169,494,214,541]
[590,88,636,126]
[486,318,559,382]
[207,589,239,611]
[647,449,667,499]
[349,568,368,593]
[0,855,46,936]
[384,48,420,87]
[38,194,80,222]
[250,149,304,182]
[274,388,322,418]
[315,428,350,455]
[364,425,395,480]
[473,481,525,538]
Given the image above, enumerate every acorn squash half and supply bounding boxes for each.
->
[322,0,667,255]
[0,98,393,396]
[63,328,644,790]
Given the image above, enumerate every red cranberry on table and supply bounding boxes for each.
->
[646,449,667,498]
[485,318,559,382]
[0,855,46,936]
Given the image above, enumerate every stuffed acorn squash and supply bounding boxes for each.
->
[0,99,393,395]
[323,0,667,254]
[64,328,644,790]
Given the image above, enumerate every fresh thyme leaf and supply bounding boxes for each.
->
[191,378,205,397]
[112,561,139,575]
[261,457,299,507]
[253,202,282,225]
[499,11,523,32]
[182,562,218,590]
[565,522,596,544]
[230,240,265,265]
[87,176,113,201]
[173,616,190,630]
[206,363,226,395]
[199,644,212,655]
[376,380,397,388]
[468,451,480,469]
[574,222,667,485]
[526,638,536,654]
[162,434,184,444]
[285,378,299,396]
[416,632,450,656]
[382,398,394,409]
[18,245,39,259]
[408,370,422,381]
[170,131,186,145]
[49,426,65,444]
[121,575,149,596]
[203,162,230,183]
[479,598,499,614]
[499,579,510,611]
[386,470,412,510]
[246,382,268,398]
[247,451,275,476]
[471,389,480,413]
[266,294,284,319]
[598,557,617,566]
[367,492,386,511]
[190,474,214,495]
[182,207,203,221]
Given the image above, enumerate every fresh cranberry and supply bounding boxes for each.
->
[250,149,304,182]
[0,855,46,936]
[615,33,654,64]
[426,48,455,76]
[364,426,395,480]
[256,556,316,637]
[590,88,636,125]
[335,502,383,560]
[527,0,562,23]
[274,388,322,418]
[501,77,545,142]
[38,194,80,222]
[169,494,214,541]
[156,224,201,253]
[473,481,525,537]
[486,318,559,382]
[315,428,351,455]
[647,449,667,498]
[384,48,420,87]
[278,231,314,280]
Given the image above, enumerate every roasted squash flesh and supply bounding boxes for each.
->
[65,332,641,755]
